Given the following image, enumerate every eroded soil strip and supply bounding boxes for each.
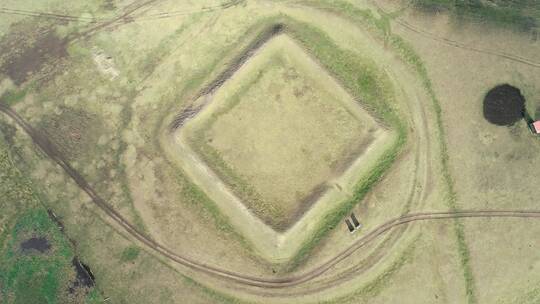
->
[2,101,540,290]
[169,23,285,130]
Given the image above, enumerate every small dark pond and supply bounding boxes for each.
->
[20,237,51,253]
[483,84,526,126]
[71,258,95,290]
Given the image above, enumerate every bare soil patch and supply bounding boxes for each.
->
[0,27,67,85]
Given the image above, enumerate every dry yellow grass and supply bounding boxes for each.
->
[2,0,539,302]
[189,35,377,229]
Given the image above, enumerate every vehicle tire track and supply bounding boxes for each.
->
[66,0,162,42]
[284,0,540,68]
[2,101,540,290]
[371,2,540,69]
[0,0,243,24]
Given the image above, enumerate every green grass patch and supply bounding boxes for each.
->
[120,246,140,263]
[0,87,29,106]
[0,136,103,304]
[84,288,104,304]
[0,210,73,304]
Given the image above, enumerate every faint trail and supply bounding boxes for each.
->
[66,0,163,42]
[0,0,243,24]
[370,2,540,68]
[392,18,540,68]
[2,1,540,293]
[284,0,540,68]
[1,101,540,289]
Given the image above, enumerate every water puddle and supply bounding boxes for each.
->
[20,237,51,253]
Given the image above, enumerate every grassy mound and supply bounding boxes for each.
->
[188,35,378,230]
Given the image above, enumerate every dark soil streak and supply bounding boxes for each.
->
[47,209,65,231]
[0,0,161,87]
[71,258,95,288]
[0,0,243,89]
[0,31,67,85]
[169,24,285,130]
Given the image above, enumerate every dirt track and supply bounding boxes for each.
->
[285,0,540,69]
[0,0,243,24]
[369,1,540,69]
[2,2,540,294]
[2,101,540,290]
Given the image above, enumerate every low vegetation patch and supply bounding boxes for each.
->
[0,138,102,304]
[0,209,100,304]
[38,106,101,161]
[120,246,140,263]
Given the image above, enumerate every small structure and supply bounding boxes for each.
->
[345,212,362,233]
[350,213,362,229]
[530,121,540,134]
[345,219,355,232]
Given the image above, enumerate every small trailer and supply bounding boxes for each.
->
[529,120,540,134]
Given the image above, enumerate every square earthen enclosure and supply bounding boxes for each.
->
[162,33,395,262]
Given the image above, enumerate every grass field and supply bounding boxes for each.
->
[0,0,539,302]
[0,137,101,304]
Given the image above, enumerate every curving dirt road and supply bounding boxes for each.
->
[1,102,540,289]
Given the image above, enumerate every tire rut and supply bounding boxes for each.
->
[372,1,540,69]
[1,101,540,290]
[0,0,243,24]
